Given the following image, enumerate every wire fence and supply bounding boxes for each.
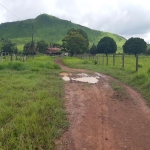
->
[74,54,150,72]
[0,53,34,62]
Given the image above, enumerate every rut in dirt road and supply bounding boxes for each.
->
[55,59,150,150]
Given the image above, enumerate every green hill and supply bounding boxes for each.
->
[0,14,126,52]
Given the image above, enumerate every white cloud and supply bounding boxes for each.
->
[0,0,150,42]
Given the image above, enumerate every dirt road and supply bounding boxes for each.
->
[55,59,150,150]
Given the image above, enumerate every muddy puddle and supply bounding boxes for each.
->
[60,72,101,84]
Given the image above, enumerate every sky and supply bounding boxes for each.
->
[0,0,150,43]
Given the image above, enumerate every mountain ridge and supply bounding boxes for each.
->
[0,14,126,52]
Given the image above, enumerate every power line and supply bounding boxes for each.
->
[0,2,21,20]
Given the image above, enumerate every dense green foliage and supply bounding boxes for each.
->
[23,41,36,55]
[62,29,89,55]
[97,37,117,55]
[0,14,126,52]
[62,55,150,104]
[1,39,18,54]
[0,55,68,149]
[146,48,150,55]
[123,37,147,55]
[90,44,97,54]
[36,40,48,53]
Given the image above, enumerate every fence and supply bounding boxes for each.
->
[74,54,148,72]
[0,53,34,63]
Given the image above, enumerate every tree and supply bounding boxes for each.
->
[90,44,97,54]
[1,39,18,54]
[23,41,36,55]
[68,28,89,44]
[37,40,48,53]
[97,37,117,55]
[123,37,147,55]
[62,29,89,56]
[51,43,61,48]
[146,49,150,55]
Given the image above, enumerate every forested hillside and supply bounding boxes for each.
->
[0,14,126,52]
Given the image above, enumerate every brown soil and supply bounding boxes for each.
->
[55,59,150,150]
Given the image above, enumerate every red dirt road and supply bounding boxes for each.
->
[55,59,150,150]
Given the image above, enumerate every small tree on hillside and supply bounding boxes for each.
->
[1,39,18,54]
[97,37,117,56]
[37,40,48,54]
[123,37,147,56]
[90,44,97,54]
[23,41,36,55]
[62,28,89,56]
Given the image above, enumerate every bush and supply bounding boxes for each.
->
[94,60,98,65]
[138,63,143,68]
[147,68,150,75]
[7,62,25,71]
[131,73,147,85]
[0,64,5,70]
[82,60,90,64]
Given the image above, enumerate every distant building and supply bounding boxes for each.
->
[46,47,61,55]
[61,52,69,56]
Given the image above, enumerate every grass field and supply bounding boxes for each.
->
[0,55,68,150]
[62,55,150,105]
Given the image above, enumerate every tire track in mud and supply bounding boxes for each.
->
[98,77,108,150]
[55,58,150,150]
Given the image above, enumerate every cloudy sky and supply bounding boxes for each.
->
[1,0,150,42]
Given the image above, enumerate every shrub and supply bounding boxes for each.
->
[147,68,150,75]
[82,60,90,64]
[138,63,143,68]
[0,64,5,70]
[131,73,147,85]
[7,62,25,71]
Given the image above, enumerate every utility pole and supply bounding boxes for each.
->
[31,22,34,55]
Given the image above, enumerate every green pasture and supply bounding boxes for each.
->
[62,55,150,104]
[0,55,68,150]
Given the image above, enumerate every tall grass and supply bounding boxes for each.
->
[62,55,150,104]
[0,55,68,150]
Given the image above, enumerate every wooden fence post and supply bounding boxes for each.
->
[15,54,18,60]
[113,54,115,66]
[122,53,124,69]
[23,55,24,62]
[102,54,104,65]
[136,54,138,72]
[106,54,108,65]
[10,54,12,61]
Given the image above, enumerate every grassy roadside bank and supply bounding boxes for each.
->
[62,56,150,105]
[0,55,68,150]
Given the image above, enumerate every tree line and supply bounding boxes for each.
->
[0,39,61,55]
[62,28,149,56]
[90,37,148,56]
[0,28,150,56]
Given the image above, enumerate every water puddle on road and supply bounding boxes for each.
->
[62,76,70,81]
[72,77,99,84]
[60,72,100,84]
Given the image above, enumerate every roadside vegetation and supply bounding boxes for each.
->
[0,55,68,150]
[62,55,150,105]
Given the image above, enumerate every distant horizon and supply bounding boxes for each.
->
[2,13,150,44]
